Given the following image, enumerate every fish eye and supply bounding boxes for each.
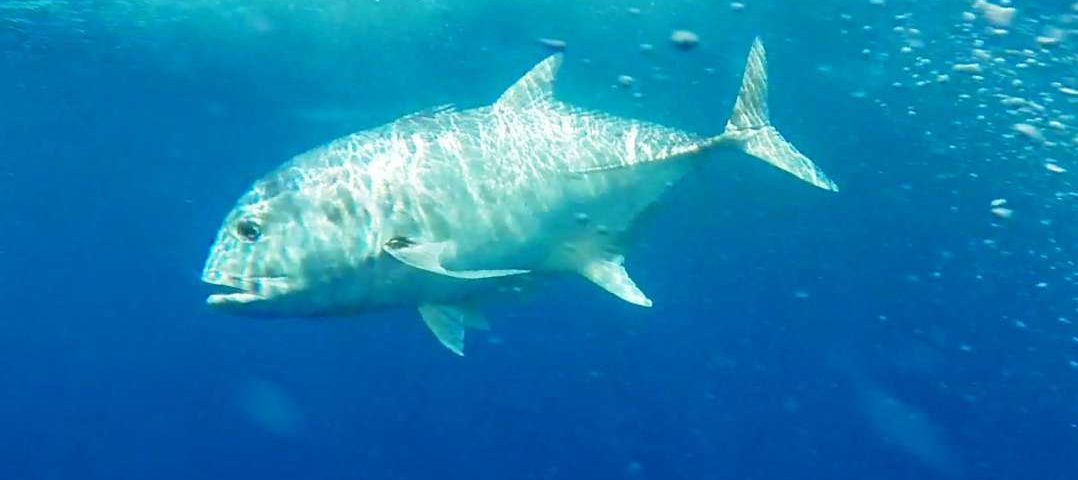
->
[236,218,263,242]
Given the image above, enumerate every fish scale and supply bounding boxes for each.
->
[201,38,837,355]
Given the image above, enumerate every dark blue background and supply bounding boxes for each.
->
[2,1,1075,479]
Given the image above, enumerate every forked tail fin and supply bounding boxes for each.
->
[721,38,838,192]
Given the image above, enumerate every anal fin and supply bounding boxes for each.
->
[579,255,653,307]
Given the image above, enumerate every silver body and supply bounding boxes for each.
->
[202,40,837,354]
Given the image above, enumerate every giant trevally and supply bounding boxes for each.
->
[201,39,837,355]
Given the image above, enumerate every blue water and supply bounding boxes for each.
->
[2,1,1076,479]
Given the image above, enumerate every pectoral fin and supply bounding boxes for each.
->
[579,255,653,307]
[418,304,487,355]
[384,238,530,279]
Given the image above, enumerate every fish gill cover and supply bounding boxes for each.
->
[0,1,1076,480]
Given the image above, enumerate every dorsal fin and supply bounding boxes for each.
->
[399,104,456,121]
[494,54,563,110]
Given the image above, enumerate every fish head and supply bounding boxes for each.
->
[201,170,379,315]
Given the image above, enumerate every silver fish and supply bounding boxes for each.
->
[201,39,837,355]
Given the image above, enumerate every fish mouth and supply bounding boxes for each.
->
[202,270,292,307]
[206,289,265,306]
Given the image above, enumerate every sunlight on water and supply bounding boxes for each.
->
[2,1,1077,479]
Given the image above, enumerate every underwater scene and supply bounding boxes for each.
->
[1,1,1076,479]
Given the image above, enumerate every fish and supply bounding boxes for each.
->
[201,38,838,355]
